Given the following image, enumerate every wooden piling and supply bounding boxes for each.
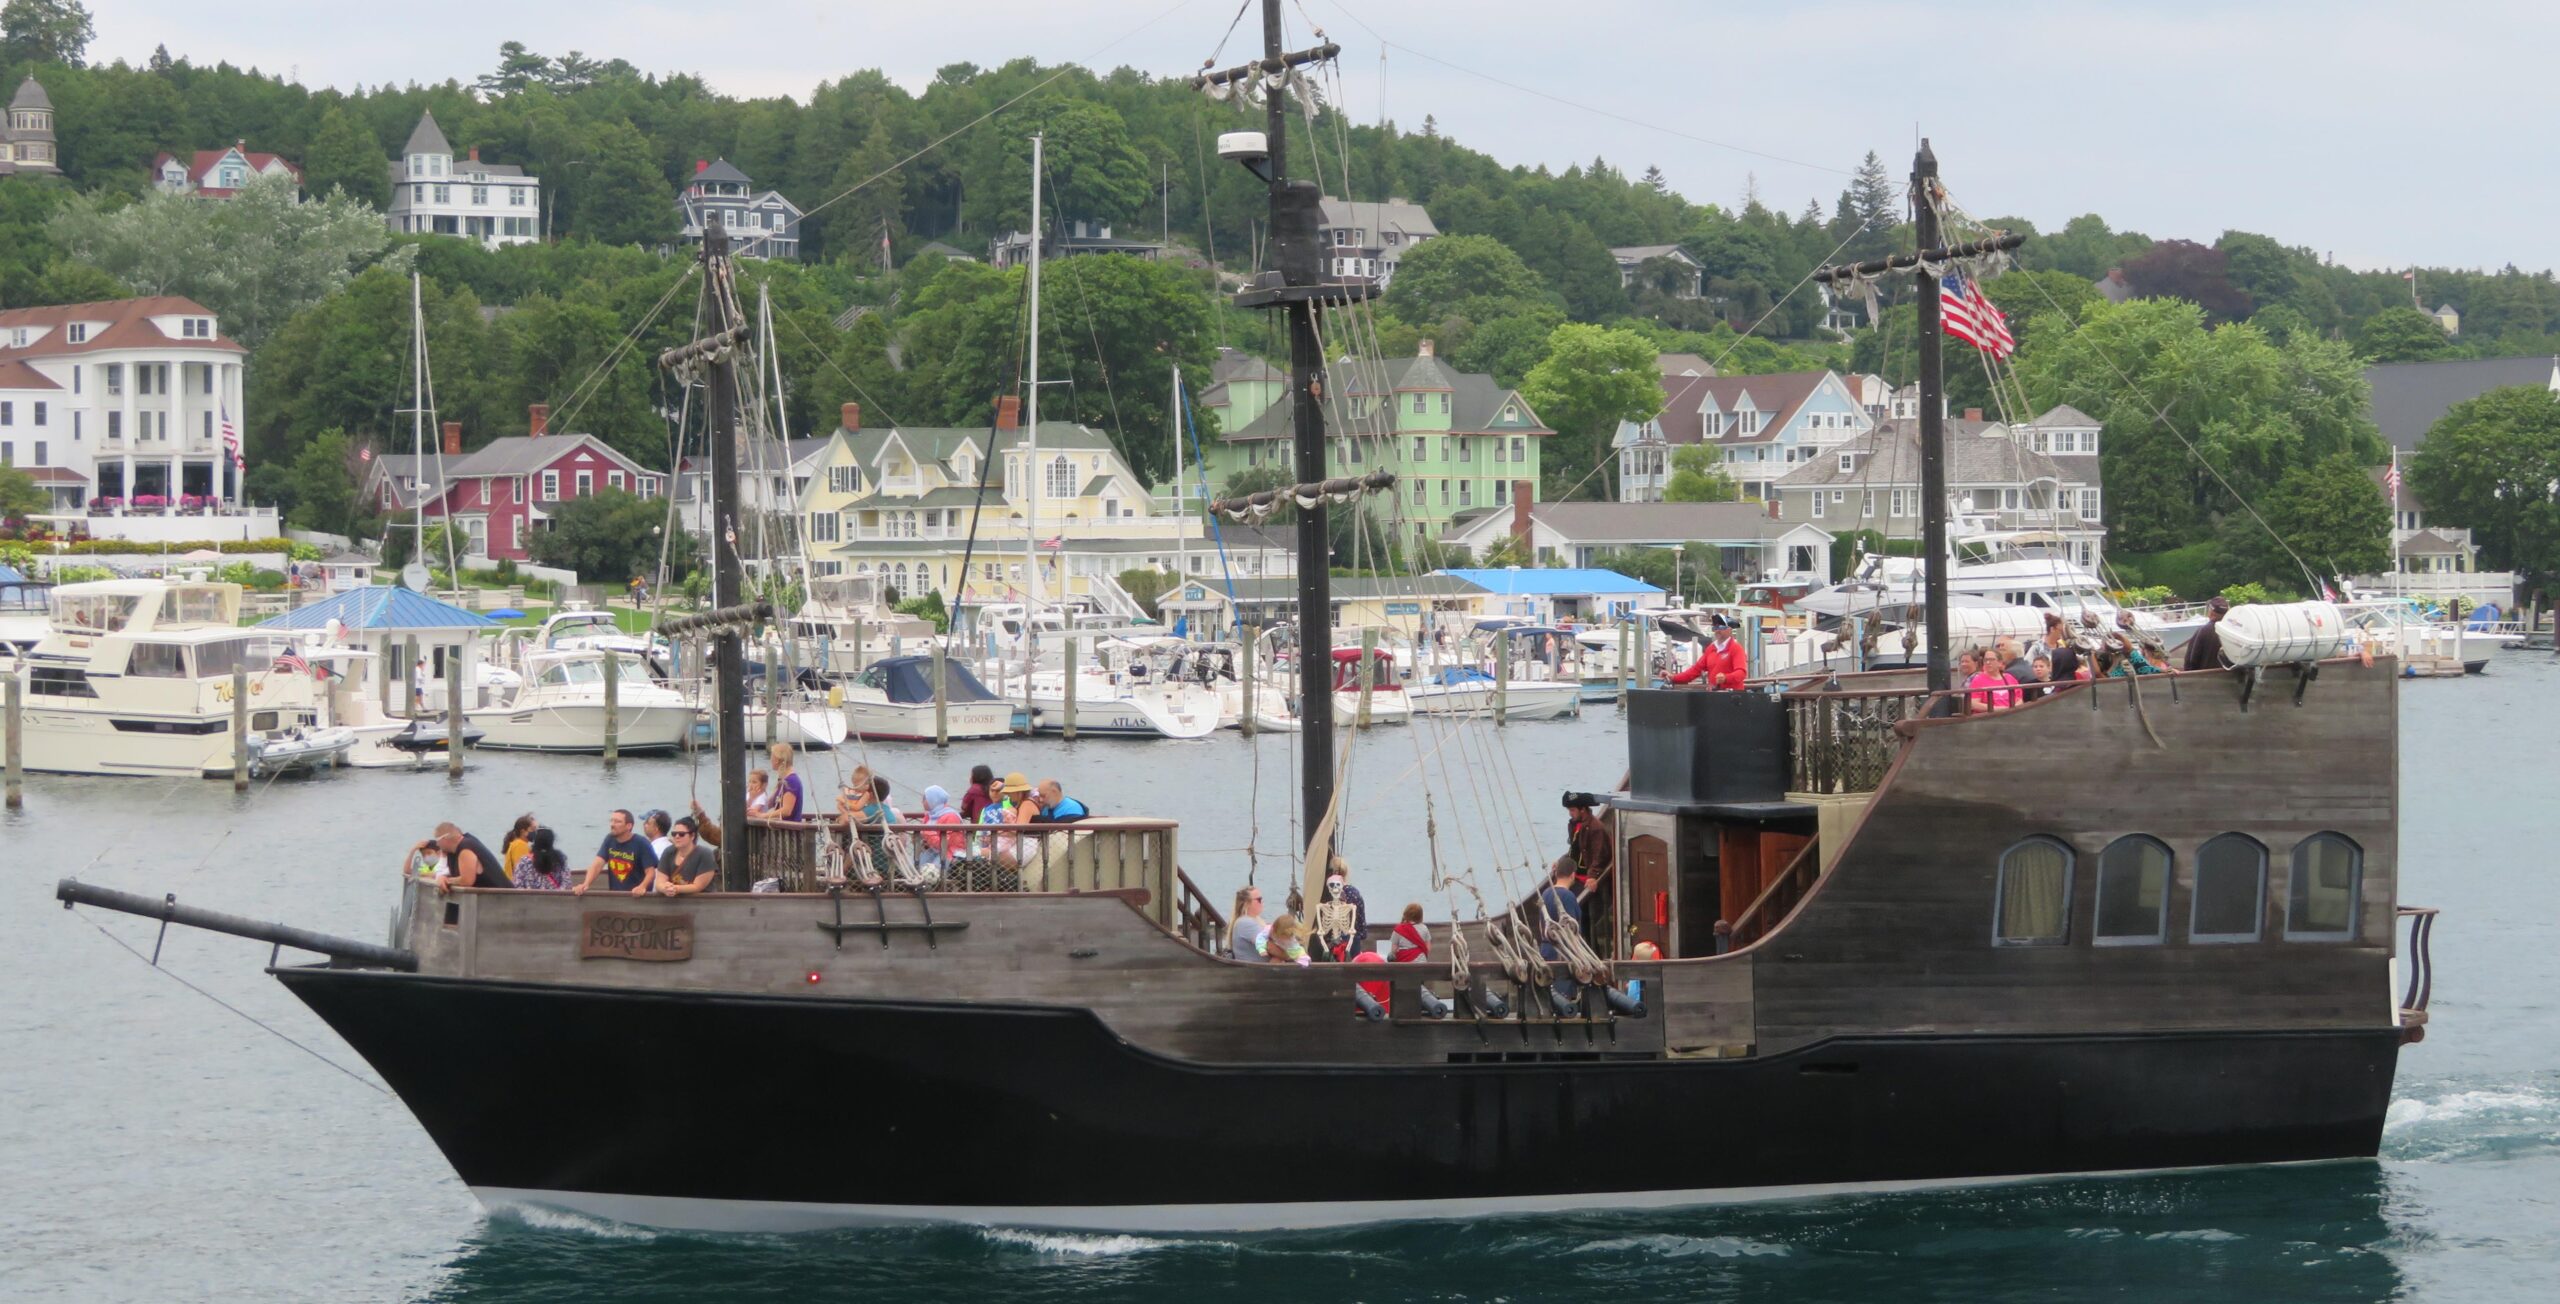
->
[1356,627,1376,728]
[602,648,620,768]
[401,636,418,719]
[5,668,22,809]
[763,636,779,746]
[933,638,950,747]
[447,640,467,777]
[231,665,250,790]
[1061,634,1078,741]
[1618,620,1632,711]
[1240,624,1259,737]
[1494,644,1508,727]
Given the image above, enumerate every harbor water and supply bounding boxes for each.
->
[4,665,2555,1302]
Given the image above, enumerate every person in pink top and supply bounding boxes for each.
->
[1965,645,2021,712]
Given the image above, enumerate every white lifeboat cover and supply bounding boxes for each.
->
[2218,601,2347,666]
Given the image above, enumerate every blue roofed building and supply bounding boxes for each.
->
[1434,567,1664,623]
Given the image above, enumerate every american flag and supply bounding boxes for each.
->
[2383,460,2401,500]
[1939,273,2016,360]
[274,646,308,675]
[1040,536,1063,550]
[219,405,242,472]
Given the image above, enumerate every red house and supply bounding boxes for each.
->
[366,404,663,561]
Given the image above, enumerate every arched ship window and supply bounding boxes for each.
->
[1994,837,2072,945]
[2094,835,2171,944]
[2287,833,2362,940]
[2192,834,2268,942]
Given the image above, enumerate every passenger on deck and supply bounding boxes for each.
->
[2096,647,2129,679]
[961,765,998,823]
[1563,793,1613,948]
[2043,614,2083,684]
[572,809,659,896]
[1229,886,1269,961]
[686,797,725,849]
[649,817,719,895]
[1262,914,1312,966]
[994,772,1042,870]
[500,814,537,888]
[1536,857,1585,1004]
[917,786,966,868]
[513,827,569,890]
[1967,646,2020,712]
[1037,779,1090,823]
[767,743,805,821]
[1391,904,1430,962]
[1998,636,2035,686]
[642,810,674,863]
[2183,597,2233,671]
[2029,655,2055,698]
[1665,617,1747,690]
[2116,611,2168,668]
[745,769,773,816]
[416,822,508,893]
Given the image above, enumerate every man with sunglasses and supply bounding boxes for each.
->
[650,817,719,895]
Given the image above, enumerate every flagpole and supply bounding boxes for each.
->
[2389,447,2403,602]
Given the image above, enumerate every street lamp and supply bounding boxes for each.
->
[1668,544,1685,607]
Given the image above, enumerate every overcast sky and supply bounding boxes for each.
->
[92,1,2558,272]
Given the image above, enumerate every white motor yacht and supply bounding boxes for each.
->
[15,579,346,778]
[838,653,1015,742]
[1404,622,1583,722]
[784,574,939,677]
[1801,529,2203,651]
[473,648,700,753]
[1003,636,1219,739]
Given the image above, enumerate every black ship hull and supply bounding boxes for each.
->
[277,967,2400,1232]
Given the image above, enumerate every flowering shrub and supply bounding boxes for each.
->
[132,494,170,509]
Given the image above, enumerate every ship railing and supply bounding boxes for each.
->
[2397,905,2439,1040]
[1781,681,1939,794]
[739,816,1183,931]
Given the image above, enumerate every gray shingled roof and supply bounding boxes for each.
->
[10,76,50,111]
[1611,244,1695,264]
[403,111,450,157]
[447,433,644,478]
[1773,419,2077,489]
[693,158,752,185]
[1514,500,1800,544]
[2365,355,2558,452]
[2024,403,2099,429]
[2397,527,2469,556]
[1317,198,1439,240]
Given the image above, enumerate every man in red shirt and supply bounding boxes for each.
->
[1666,618,1747,690]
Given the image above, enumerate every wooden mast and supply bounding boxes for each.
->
[1912,142,1952,692]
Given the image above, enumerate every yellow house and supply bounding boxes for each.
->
[799,397,1295,609]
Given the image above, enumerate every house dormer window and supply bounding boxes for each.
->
[1738,409,1762,436]
[1838,453,1856,473]
[1045,455,1075,499]
[66,323,86,344]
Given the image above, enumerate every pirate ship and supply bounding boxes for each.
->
[57,3,2437,1233]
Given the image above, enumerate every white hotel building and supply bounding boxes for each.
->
[384,111,540,248]
[0,297,254,517]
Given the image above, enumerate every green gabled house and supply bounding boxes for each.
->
[1196,342,1553,550]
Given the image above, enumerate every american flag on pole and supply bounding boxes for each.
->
[219,405,242,472]
[1041,535,1063,550]
[2383,459,2401,501]
[1939,273,2016,360]
[274,646,308,675]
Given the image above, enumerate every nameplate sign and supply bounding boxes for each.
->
[580,912,694,962]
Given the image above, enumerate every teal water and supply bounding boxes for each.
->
[4,666,2554,1301]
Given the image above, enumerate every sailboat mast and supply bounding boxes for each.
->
[1173,365,1188,586]
[1912,141,1952,693]
[1025,132,1044,612]
[703,224,751,885]
[410,271,427,573]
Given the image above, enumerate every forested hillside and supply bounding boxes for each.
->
[0,21,2550,584]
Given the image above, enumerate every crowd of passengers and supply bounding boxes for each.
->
[1950,602,2274,713]
[404,740,1099,894]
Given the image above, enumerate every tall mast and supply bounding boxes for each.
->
[1811,142,2021,697]
[1173,365,1188,587]
[1912,142,1952,693]
[410,271,427,574]
[1025,132,1044,611]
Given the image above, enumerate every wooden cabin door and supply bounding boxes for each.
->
[1627,835,1669,957]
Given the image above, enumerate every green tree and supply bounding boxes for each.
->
[0,464,48,522]
[50,173,402,348]
[2218,453,2389,589]
[302,104,390,208]
[1662,444,1740,502]
[2354,306,2456,362]
[276,428,373,538]
[1,0,91,66]
[478,41,553,96]
[1518,323,1663,499]
[1383,233,1554,330]
[2408,385,2560,583]
[1114,567,1178,619]
[527,488,694,583]
[573,119,675,247]
[961,98,1147,234]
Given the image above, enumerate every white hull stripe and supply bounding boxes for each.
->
[476,1158,2365,1234]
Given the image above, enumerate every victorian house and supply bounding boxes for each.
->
[676,159,804,260]
[362,405,663,562]
[384,111,541,248]
[153,145,300,197]
[1,77,59,176]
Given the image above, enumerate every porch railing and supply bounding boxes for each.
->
[1782,684,1938,794]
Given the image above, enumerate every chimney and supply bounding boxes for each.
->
[1767,498,1781,520]
[1417,338,1434,358]
[841,402,861,432]
[995,395,1021,430]
[695,159,709,173]
[528,403,549,438]
[441,421,462,456]
[1510,479,1534,543]
[467,146,479,163]
[1963,407,1983,422]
